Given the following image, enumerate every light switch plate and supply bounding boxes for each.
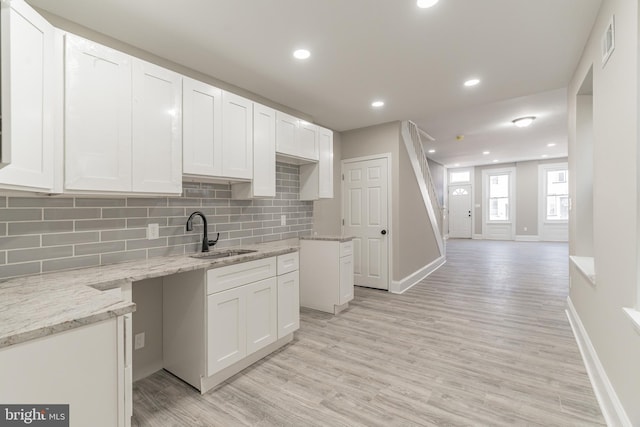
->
[134,332,145,350]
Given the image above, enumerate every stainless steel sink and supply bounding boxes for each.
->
[190,249,257,260]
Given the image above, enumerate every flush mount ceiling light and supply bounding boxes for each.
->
[464,78,480,87]
[428,149,436,153]
[417,0,439,8]
[293,49,311,60]
[371,100,385,108]
[512,116,536,127]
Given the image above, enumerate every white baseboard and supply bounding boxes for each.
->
[472,234,483,240]
[515,235,540,242]
[390,255,446,294]
[566,297,632,427]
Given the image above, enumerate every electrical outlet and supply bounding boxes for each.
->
[134,332,145,350]
[147,223,159,240]
[280,215,286,226]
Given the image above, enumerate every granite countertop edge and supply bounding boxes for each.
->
[0,243,299,349]
[300,235,354,242]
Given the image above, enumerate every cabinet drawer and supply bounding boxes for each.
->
[207,257,276,294]
[340,241,353,257]
[277,252,299,275]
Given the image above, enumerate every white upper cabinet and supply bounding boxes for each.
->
[182,77,222,177]
[64,34,182,195]
[131,59,182,194]
[222,91,253,180]
[275,111,319,161]
[232,102,276,199]
[64,34,132,192]
[317,126,334,198]
[0,0,59,192]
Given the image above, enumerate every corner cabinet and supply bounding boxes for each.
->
[64,33,182,195]
[163,252,299,394]
[0,0,61,192]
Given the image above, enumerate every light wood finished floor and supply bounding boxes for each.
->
[132,239,604,426]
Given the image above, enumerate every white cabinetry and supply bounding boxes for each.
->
[163,252,299,394]
[0,318,127,427]
[64,34,182,195]
[222,91,253,180]
[132,59,182,193]
[182,77,223,177]
[232,102,276,199]
[0,0,60,192]
[275,111,318,161]
[300,238,354,314]
[300,126,334,200]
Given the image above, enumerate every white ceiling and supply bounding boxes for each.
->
[27,0,602,167]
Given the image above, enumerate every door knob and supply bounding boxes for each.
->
[381,229,387,235]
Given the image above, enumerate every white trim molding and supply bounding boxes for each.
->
[515,235,540,242]
[390,255,446,294]
[622,308,640,335]
[566,297,632,427]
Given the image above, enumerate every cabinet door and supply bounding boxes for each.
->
[183,77,222,177]
[222,91,252,180]
[0,0,56,190]
[275,111,297,157]
[339,255,354,305]
[297,121,318,160]
[246,277,278,355]
[318,127,334,198]
[132,59,182,194]
[207,286,246,375]
[65,34,132,192]
[277,271,300,338]
[252,103,276,197]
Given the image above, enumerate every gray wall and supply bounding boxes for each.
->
[0,163,312,280]
[472,158,568,236]
[567,0,640,423]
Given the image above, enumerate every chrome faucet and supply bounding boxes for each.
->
[186,211,220,252]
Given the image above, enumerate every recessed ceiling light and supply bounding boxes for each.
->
[454,163,460,167]
[371,100,385,108]
[541,154,549,158]
[512,116,536,127]
[417,0,439,8]
[493,159,499,163]
[293,49,311,60]
[464,79,480,87]
[547,143,556,147]
[482,151,490,155]
[428,149,436,153]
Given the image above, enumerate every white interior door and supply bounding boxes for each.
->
[342,157,389,290]
[448,184,472,238]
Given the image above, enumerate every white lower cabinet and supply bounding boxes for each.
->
[300,238,354,314]
[164,252,299,394]
[0,318,127,427]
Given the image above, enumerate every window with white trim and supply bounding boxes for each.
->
[450,170,471,183]
[545,169,569,221]
[488,173,510,221]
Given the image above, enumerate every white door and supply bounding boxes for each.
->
[182,77,223,177]
[448,184,472,238]
[0,0,56,190]
[343,157,389,290]
[277,271,300,338]
[64,34,132,192]
[221,91,253,180]
[207,287,246,375]
[132,59,182,194]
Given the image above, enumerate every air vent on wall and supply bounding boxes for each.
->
[601,15,615,67]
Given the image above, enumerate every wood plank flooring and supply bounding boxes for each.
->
[132,239,604,426]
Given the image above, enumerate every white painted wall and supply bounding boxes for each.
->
[568,0,640,424]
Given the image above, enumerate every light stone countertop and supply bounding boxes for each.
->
[0,240,299,349]
[300,235,354,242]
